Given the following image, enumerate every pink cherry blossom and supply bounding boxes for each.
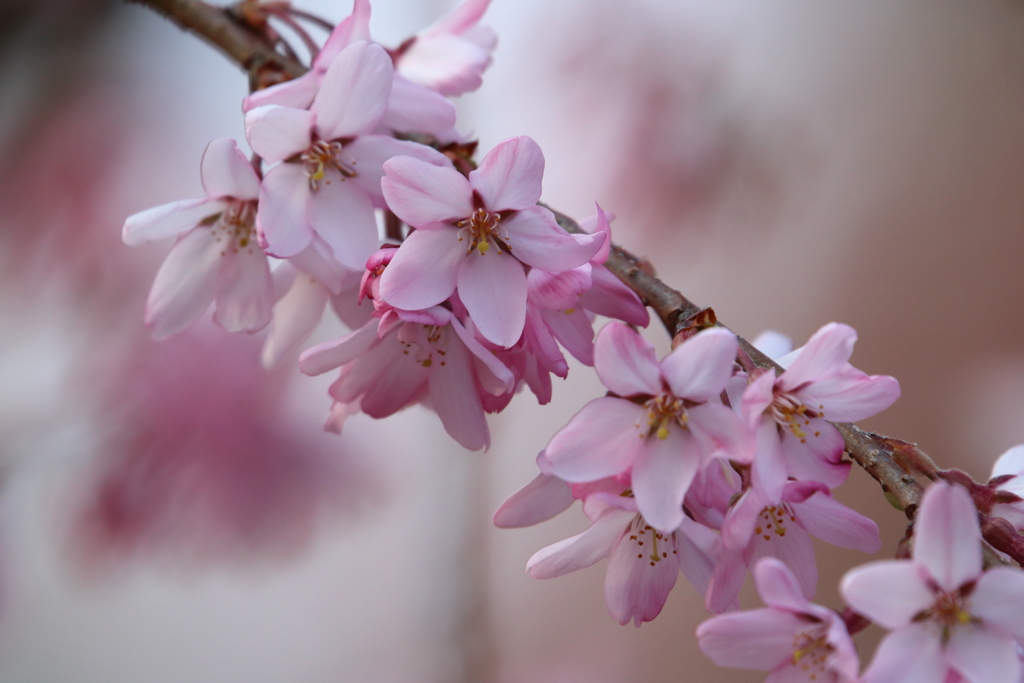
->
[741,322,901,489]
[707,479,880,614]
[841,481,1024,683]
[122,138,271,340]
[522,477,720,627]
[543,322,752,533]
[245,41,451,268]
[378,136,603,347]
[393,0,497,97]
[698,558,860,683]
[298,306,513,450]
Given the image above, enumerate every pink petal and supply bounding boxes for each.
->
[346,135,452,204]
[213,246,273,333]
[751,418,788,501]
[307,179,378,270]
[379,228,464,311]
[527,508,632,579]
[502,206,602,271]
[244,105,314,164]
[144,228,221,340]
[544,397,647,482]
[839,561,934,629]
[705,550,747,614]
[469,136,544,211]
[526,266,591,311]
[426,0,492,37]
[313,41,393,141]
[381,155,473,225]
[946,626,1020,683]
[753,557,813,614]
[750,521,817,600]
[493,473,574,529]
[456,251,527,348]
[593,321,662,397]
[689,402,756,464]
[697,608,807,670]
[741,370,777,429]
[861,624,946,683]
[993,445,1024,478]
[242,73,320,113]
[122,197,224,246]
[804,370,901,423]
[779,421,850,488]
[541,308,594,366]
[605,524,680,626]
[449,317,514,392]
[579,265,650,327]
[313,0,371,68]
[397,34,490,96]
[332,289,374,330]
[969,567,1024,641]
[676,516,720,594]
[589,203,612,264]
[257,163,314,258]
[913,481,982,592]
[778,322,856,391]
[261,274,330,369]
[200,138,261,200]
[299,319,378,376]
[288,235,351,294]
[358,342,430,417]
[428,332,490,450]
[380,75,457,137]
[721,488,767,551]
[632,430,701,533]
[660,327,739,402]
[789,490,881,553]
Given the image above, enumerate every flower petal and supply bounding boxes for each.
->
[593,321,662,397]
[493,473,574,529]
[346,135,452,204]
[839,561,933,629]
[429,331,490,450]
[144,228,221,340]
[697,608,807,670]
[200,138,261,200]
[804,370,901,423]
[299,319,379,376]
[122,197,223,246]
[754,557,813,614]
[456,251,527,348]
[544,397,646,482]
[380,75,457,136]
[261,274,330,369]
[861,624,946,683]
[541,308,595,366]
[213,246,273,333]
[660,327,738,402]
[632,429,701,533]
[313,41,393,140]
[244,105,314,164]
[946,626,1020,683]
[469,136,544,211]
[579,265,650,327]
[605,524,680,626]
[379,227,463,311]
[288,235,351,294]
[381,155,473,225]
[526,265,591,311]
[992,445,1024,478]
[257,163,314,257]
[969,567,1024,641]
[689,402,756,464]
[502,206,602,271]
[750,521,817,600]
[242,72,320,113]
[789,489,881,553]
[913,481,982,592]
[779,422,850,489]
[307,179,379,270]
[449,317,514,392]
[705,550,747,614]
[778,322,856,391]
[527,508,632,579]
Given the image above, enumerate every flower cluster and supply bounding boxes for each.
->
[496,321,899,625]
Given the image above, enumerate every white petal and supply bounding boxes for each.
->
[123,197,224,246]
[144,228,222,339]
[201,138,261,200]
[244,105,314,164]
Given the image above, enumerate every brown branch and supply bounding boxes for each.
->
[129,0,1023,567]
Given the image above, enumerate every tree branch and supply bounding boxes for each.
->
[127,0,1021,566]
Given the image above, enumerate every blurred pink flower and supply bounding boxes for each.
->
[842,482,1024,683]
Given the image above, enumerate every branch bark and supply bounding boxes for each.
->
[127,0,1021,566]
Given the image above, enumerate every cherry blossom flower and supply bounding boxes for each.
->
[378,136,603,347]
[841,481,1024,683]
[543,322,752,533]
[122,138,271,340]
[298,305,513,450]
[990,445,1024,530]
[518,475,720,627]
[707,479,880,614]
[393,0,497,97]
[698,558,860,683]
[741,322,901,489]
[244,41,450,268]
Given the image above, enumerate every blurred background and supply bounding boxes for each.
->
[1,0,1024,680]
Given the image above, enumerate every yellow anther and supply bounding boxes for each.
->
[657,425,670,440]
[477,240,490,255]
[421,358,432,367]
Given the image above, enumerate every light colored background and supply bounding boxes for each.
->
[1,0,1023,681]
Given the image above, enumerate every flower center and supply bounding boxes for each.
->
[754,504,796,541]
[790,629,833,681]
[771,391,823,442]
[210,200,258,254]
[920,589,974,642]
[625,516,678,566]
[644,393,687,440]
[397,324,448,368]
[301,140,356,190]
[456,208,510,255]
